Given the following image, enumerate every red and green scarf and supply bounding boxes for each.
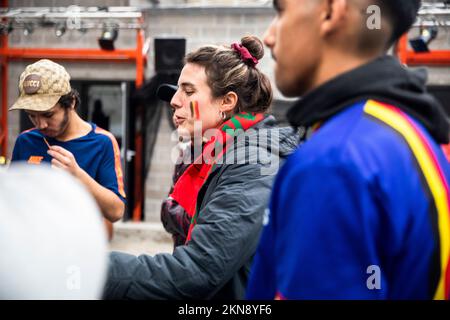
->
[170,112,265,243]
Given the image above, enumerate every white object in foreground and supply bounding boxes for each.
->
[0,164,107,299]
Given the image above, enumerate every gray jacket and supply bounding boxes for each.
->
[103,116,298,300]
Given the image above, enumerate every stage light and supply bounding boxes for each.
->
[23,23,34,36]
[409,25,438,53]
[54,22,66,37]
[98,23,118,51]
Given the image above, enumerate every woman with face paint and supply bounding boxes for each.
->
[103,36,298,300]
[160,36,275,248]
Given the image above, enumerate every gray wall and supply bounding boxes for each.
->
[143,6,276,91]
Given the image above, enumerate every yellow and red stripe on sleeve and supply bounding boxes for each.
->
[95,127,126,199]
[364,99,450,300]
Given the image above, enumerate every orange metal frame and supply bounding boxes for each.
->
[396,34,450,66]
[0,4,147,221]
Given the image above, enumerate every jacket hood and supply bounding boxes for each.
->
[246,115,299,159]
[218,115,298,174]
[288,55,449,144]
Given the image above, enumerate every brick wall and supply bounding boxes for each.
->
[143,6,276,92]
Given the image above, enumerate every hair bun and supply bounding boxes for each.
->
[240,35,264,61]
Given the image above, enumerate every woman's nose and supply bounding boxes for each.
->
[170,89,183,109]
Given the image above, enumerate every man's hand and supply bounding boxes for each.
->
[47,145,124,222]
[47,145,81,177]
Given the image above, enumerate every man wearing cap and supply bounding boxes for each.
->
[10,59,125,223]
[247,0,450,299]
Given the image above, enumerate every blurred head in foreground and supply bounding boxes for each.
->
[0,165,107,299]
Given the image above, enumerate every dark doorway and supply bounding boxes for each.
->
[73,80,137,220]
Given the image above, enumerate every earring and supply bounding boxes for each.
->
[220,111,227,121]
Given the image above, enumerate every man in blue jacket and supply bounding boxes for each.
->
[247,0,450,299]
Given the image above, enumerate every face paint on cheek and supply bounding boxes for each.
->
[190,101,200,120]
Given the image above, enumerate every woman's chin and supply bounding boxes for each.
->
[177,125,194,139]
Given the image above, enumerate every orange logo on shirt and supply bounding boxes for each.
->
[27,156,43,164]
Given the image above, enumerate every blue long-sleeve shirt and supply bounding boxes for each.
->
[247,100,450,300]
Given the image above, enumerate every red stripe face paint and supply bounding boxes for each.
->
[190,101,200,120]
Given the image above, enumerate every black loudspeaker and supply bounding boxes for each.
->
[154,38,186,74]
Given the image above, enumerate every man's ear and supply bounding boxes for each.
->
[219,91,238,114]
[319,0,348,36]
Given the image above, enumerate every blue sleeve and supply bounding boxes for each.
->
[11,135,24,162]
[249,157,386,299]
[97,138,126,203]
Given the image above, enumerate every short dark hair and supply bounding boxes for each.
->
[378,0,421,46]
[58,89,80,110]
[356,0,421,55]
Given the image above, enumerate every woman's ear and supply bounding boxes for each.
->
[219,91,238,114]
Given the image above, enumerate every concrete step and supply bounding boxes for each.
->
[109,221,173,256]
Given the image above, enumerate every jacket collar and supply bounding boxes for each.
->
[287,55,449,144]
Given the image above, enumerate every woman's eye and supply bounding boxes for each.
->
[185,91,194,96]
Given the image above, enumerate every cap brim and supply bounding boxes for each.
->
[157,84,178,102]
[9,95,62,112]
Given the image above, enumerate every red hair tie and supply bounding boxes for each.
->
[231,43,259,67]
